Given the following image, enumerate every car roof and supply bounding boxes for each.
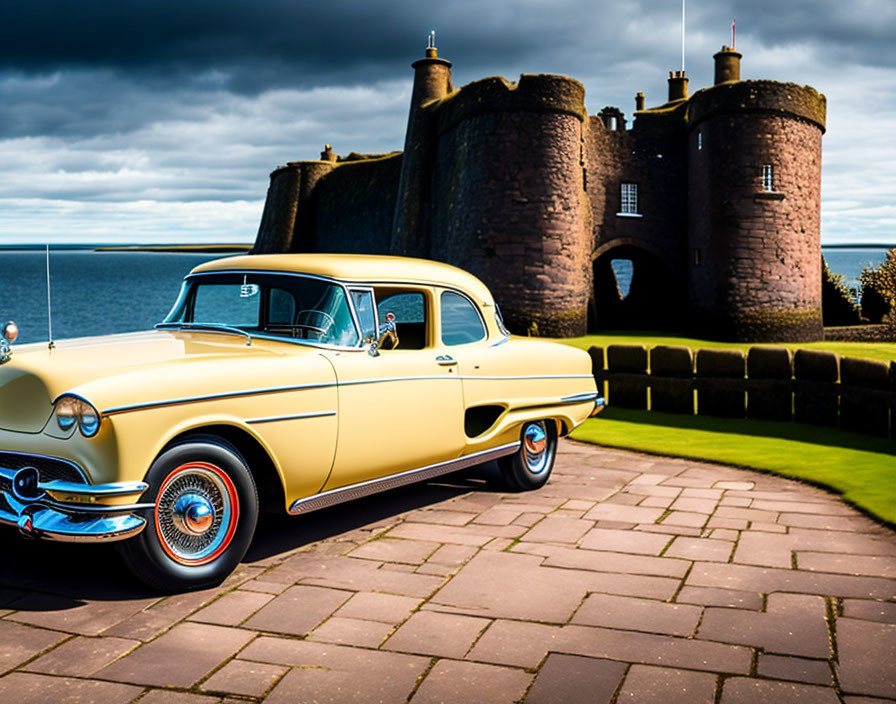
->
[191,253,495,305]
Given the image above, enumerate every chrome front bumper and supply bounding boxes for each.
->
[0,464,152,543]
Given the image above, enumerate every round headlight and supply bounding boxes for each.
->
[55,395,101,437]
[55,396,79,432]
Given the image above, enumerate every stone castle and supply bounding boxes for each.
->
[252,41,826,341]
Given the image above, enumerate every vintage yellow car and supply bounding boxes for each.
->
[0,254,603,591]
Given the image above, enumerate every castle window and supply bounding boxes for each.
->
[618,183,640,216]
[697,131,703,150]
[762,164,775,192]
[609,116,617,131]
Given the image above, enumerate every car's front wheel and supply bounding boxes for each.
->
[497,419,558,491]
[119,436,258,592]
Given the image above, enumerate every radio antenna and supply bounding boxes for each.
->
[46,244,55,350]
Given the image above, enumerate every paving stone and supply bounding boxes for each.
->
[238,579,291,594]
[837,618,896,698]
[720,497,752,507]
[752,500,855,515]
[411,509,479,526]
[526,654,626,704]
[0,672,142,704]
[719,677,840,703]
[6,592,157,636]
[564,499,595,511]
[748,521,788,533]
[625,484,682,498]
[431,551,679,623]
[244,637,428,704]
[572,593,701,637]
[334,592,421,623]
[523,516,594,544]
[200,659,287,697]
[757,654,832,685]
[662,511,709,528]
[415,562,456,576]
[605,493,645,506]
[467,620,752,673]
[94,622,254,688]
[103,589,221,641]
[707,516,749,530]
[473,508,523,525]
[242,584,351,636]
[410,659,531,704]
[579,528,672,555]
[271,554,443,597]
[635,523,703,537]
[714,481,755,490]
[483,537,515,551]
[615,664,718,703]
[686,561,896,599]
[308,616,395,647]
[675,586,763,610]
[665,537,734,562]
[711,528,740,541]
[777,513,875,532]
[697,593,830,658]
[628,473,670,486]
[386,522,501,546]
[584,504,665,524]
[383,610,489,658]
[23,635,138,677]
[381,562,419,573]
[138,691,222,704]
[842,698,896,704]
[669,497,719,514]
[349,538,441,564]
[517,542,689,578]
[0,620,68,673]
[426,544,478,566]
[714,506,780,523]
[513,512,545,527]
[798,552,896,578]
[187,590,274,626]
[841,599,896,624]
[639,495,674,509]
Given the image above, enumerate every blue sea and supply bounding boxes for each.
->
[0,246,891,344]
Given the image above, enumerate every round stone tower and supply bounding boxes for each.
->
[428,74,592,336]
[687,47,826,341]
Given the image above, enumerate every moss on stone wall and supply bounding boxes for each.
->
[432,73,586,136]
[688,80,826,132]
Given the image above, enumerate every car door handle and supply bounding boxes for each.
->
[435,355,457,366]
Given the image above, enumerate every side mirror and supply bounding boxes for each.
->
[2,321,18,343]
[367,340,380,357]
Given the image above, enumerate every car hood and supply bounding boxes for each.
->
[0,330,328,433]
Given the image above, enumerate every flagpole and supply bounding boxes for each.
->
[681,0,686,72]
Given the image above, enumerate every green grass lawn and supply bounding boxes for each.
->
[558,332,896,364]
[571,408,896,525]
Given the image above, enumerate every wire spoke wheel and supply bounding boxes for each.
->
[154,461,239,566]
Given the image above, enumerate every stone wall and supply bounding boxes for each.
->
[429,75,592,336]
[688,81,826,341]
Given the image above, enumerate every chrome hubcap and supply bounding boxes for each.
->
[155,464,236,565]
[522,422,549,474]
[172,494,215,535]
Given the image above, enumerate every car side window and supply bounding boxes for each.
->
[376,291,427,349]
[268,288,296,325]
[440,291,486,346]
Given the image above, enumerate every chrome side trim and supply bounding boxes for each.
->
[102,381,337,415]
[289,442,521,515]
[246,410,337,424]
[559,392,602,404]
[102,374,595,416]
[489,334,511,347]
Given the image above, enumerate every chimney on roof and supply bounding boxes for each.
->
[714,45,742,84]
[668,70,689,102]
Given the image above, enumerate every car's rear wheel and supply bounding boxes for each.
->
[119,436,258,593]
[497,419,558,491]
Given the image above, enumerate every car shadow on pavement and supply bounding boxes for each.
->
[0,464,500,604]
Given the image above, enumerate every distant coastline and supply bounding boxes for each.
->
[0,243,252,253]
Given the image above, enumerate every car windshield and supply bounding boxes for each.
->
[163,272,361,347]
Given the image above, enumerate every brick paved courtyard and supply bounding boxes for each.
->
[1,440,895,703]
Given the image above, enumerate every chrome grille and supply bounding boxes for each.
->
[0,452,86,484]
